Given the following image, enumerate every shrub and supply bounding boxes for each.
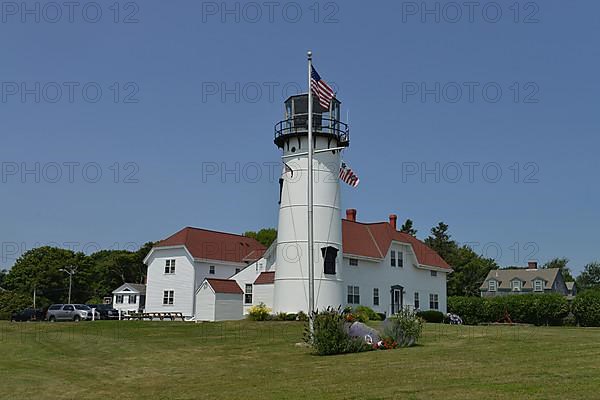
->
[562,314,577,327]
[377,312,387,321]
[247,303,271,321]
[304,307,371,356]
[448,296,486,325]
[573,290,600,327]
[275,312,288,321]
[449,294,570,326]
[296,311,308,321]
[285,313,297,321]
[383,308,424,347]
[354,305,381,321]
[417,310,444,323]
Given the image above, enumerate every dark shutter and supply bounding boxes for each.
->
[321,246,338,275]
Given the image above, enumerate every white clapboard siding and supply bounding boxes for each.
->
[195,283,216,321]
[214,293,244,321]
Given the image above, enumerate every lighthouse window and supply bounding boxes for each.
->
[391,251,396,267]
[349,258,358,266]
[321,246,338,275]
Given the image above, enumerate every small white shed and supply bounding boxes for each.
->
[195,279,244,322]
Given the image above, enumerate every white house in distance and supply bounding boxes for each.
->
[112,283,146,314]
[141,93,452,321]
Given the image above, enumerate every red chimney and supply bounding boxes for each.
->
[527,261,538,269]
[389,214,397,230]
[346,209,357,222]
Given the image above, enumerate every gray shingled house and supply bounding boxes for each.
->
[480,262,569,297]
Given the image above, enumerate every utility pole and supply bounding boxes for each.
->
[59,266,77,304]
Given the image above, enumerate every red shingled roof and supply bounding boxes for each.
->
[155,227,266,264]
[254,271,275,285]
[342,219,450,270]
[206,279,243,294]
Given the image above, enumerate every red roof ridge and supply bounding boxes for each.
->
[206,278,238,282]
[181,226,262,241]
[365,225,384,258]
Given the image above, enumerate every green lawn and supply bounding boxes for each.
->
[0,320,598,400]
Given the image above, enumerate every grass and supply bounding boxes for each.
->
[0,320,599,400]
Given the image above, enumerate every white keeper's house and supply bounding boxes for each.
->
[142,93,452,321]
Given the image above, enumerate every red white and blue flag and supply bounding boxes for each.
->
[311,66,335,110]
[339,162,360,188]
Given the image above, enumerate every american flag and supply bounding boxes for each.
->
[311,66,335,110]
[339,162,360,188]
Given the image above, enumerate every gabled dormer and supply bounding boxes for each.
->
[531,277,546,292]
[488,278,499,292]
[510,278,523,291]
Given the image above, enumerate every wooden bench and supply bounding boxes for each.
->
[123,312,185,321]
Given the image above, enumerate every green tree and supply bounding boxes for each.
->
[424,221,498,296]
[0,290,32,313]
[400,219,417,237]
[244,228,277,247]
[0,269,7,288]
[576,262,600,291]
[86,242,153,301]
[424,222,455,262]
[4,247,93,305]
[543,257,574,282]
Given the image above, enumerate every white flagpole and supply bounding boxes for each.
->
[307,50,315,335]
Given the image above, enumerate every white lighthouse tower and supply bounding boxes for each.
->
[272,92,350,313]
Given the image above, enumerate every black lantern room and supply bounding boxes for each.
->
[274,93,349,149]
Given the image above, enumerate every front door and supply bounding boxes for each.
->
[391,286,404,315]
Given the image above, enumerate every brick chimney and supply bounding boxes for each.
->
[527,261,538,270]
[389,214,397,230]
[346,209,357,222]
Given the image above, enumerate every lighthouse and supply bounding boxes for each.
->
[272,92,350,313]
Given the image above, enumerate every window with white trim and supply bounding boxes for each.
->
[164,259,176,274]
[163,290,174,305]
[347,286,360,304]
[398,251,403,267]
[390,251,396,267]
[430,270,437,277]
[373,288,379,306]
[534,280,543,292]
[429,294,439,310]
[489,280,497,292]
[116,295,123,304]
[209,265,215,275]
[245,284,253,304]
[414,292,420,309]
[511,280,521,291]
[128,295,136,304]
[349,258,358,266]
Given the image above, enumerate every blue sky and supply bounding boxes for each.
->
[1,0,599,273]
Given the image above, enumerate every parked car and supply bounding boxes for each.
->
[46,304,100,322]
[87,304,119,319]
[11,308,45,322]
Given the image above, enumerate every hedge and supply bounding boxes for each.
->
[416,310,444,323]
[448,294,570,326]
[572,290,600,327]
